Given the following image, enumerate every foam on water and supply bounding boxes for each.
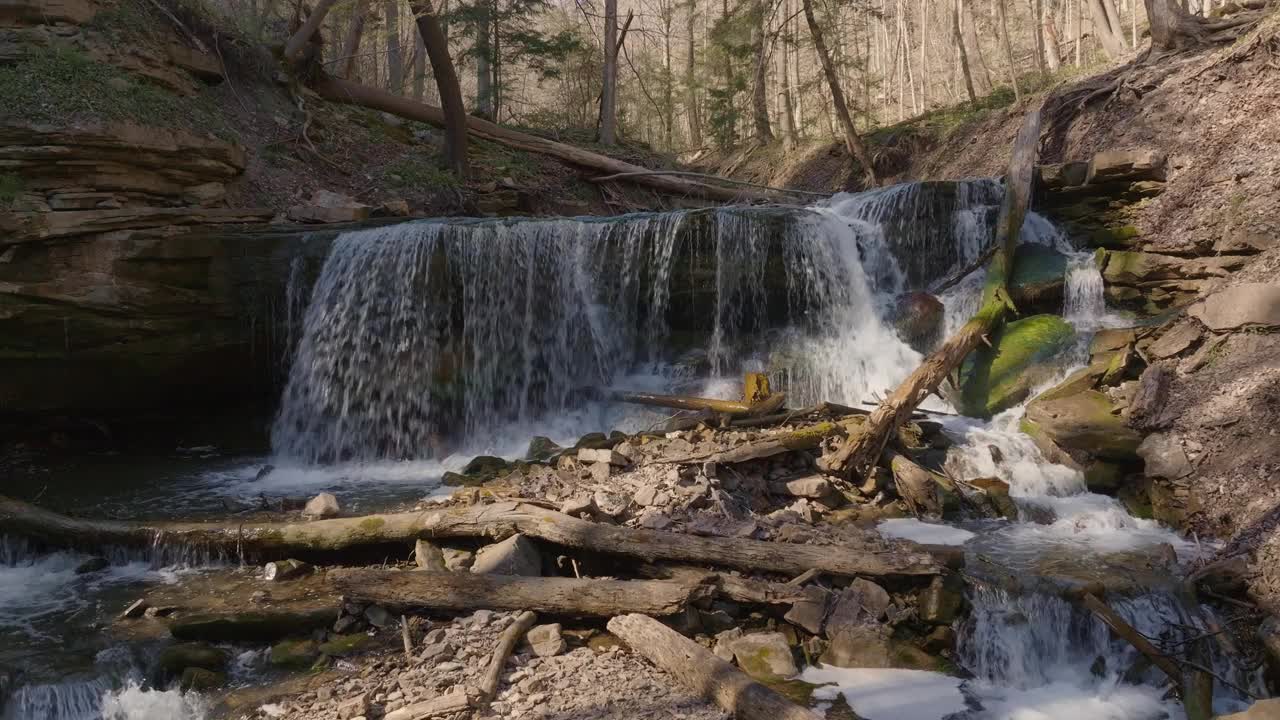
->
[801,666,968,720]
[876,518,976,546]
[99,682,208,720]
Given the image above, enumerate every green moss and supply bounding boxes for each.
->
[357,517,387,533]
[270,639,320,670]
[960,314,1076,417]
[0,174,23,208]
[0,46,226,134]
[319,633,373,657]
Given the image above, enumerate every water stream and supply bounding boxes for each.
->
[1,180,1263,719]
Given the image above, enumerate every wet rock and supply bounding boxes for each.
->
[893,292,945,353]
[159,642,230,676]
[302,493,340,520]
[784,586,832,635]
[471,534,541,576]
[1024,389,1142,462]
[1258,616,1280,673]
[1009,243,1068,312]
[919,574,966,625]
[970,477,1017,519]
[525,623,567,657]
[75,557,110,574]
[363,605,394,628]
[270,639,321,669]
[264,559,313,582]
[121,599,149,619]
[442,548,475,571]
[319,633,374,657]
[333,614,366,634]
[414,539,448,571]
[729,632,798,680]
[825,579,891,637]
[959,314,1076,417]
[526,436,562,461]
[1137,433,1194,480]
[179,667,226,691]
[1189,283,1280,331]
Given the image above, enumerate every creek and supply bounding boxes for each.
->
[0,180,1264,719]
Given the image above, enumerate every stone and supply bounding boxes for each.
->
[333,615,365,634]
[417,642,455,663]
[587,633,623,653]
[825,579,891,637]
[442,548,475,571]
[559,495,595,516]
[526,436,562,461]
[1009,243,1068,311]
[784,585,831,635]
[959,314,1077,417]
[1101,250,1244,285]
[893,292,945,353]
[1189,283,1280,331]
[75,557,110,574]
[182,182,226,205]
[380,199,411,216]
[592,489,628,517]
[525,623,567,657]
[1148,321,1202,360]
[776,475,837,500]
[1218,699,1280,720]
[287,190,371,224]
[460,455,509,480]
[179,667,226,691]
[1138,433,1193,480]
[1086,149,1166,183]
[589,462,613,482]
[270,639,321,669]
[471,534,541,576]
[414,539,448,571]
[1024,389,1142,462]
[918,574,965,625]
[729,632,798,680]
[578,448,628,466]
[120,599,149,619]
[820,625,894,668]
[1091,328,1137,354]
[337,693,372,720]
[1038,161,1088,188]
[633,486,659,507]
[302,492,340,520]
[363,605,394,627]
[969,477,1017,519]
[159,642,230,676]
[319,633,373,657]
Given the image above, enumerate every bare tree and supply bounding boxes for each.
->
[994,0,1020,101]
[1088,0,1128,57]
[600,0,619,144]
[801,0,878,186]
[339,0,371,80]
[385,0,403,91]
[413,29,426,99]
[410,0,470,176]
[749,0,774,143]
[684,3,704,148]
[952,0,978,102]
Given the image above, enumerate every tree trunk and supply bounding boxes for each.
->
[409,0,469,177]
[962,0,995,91]
[778,20,798,150]
[412,29,426,99]
[339,0,370,79]
[1089,0,1129,56]
[995,0,1021,101]
[384,0,403,91]
[609,614,824,720]
[330,570,713,616]
[1145,0,1209,50]
[1032,0,1049,74]
[952,0,978,102]
[750,0,774,143]
[475,5,493,119]
[284,0,341,61]
[685,9,703,148]
[801,0,878,186]
[662,3,674,150]
[600,0,619,144]
[818,108,1041,481]
[1043,14,1063,70]
[609,390,784,416]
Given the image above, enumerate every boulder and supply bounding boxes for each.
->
[1024,389,1142,462]
[784,585,831,635]
[893,292,945,353]
[470,534,541,576]
[525,436,562,461]
[158,642,229,676]
[959,314,1076,418]
[1038,161,1088,189]
[730,632,798,680]
[1008,243,1068,311]
[825,579,891,638]
[969,477,1017,519]
[414,539,448,571]
[270,639,321,669]
[442,548,474,571]
[302,493,340,520]
[1086,149,1166,184]
[821,625,894,668]
[1147,321,1202,359]
[578,447,628,466]
[525,623,567,657]
[287,190,371,224]
[1138,433,1193,480]
[1189,283,1280,331]
[179,667,226,691]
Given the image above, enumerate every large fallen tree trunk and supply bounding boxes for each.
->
[0,496,939,576]
[330,569,713,617]
[611,390,786,417]
[818,107,1042,481]
[310,74,777,204]
[609,613,823,720]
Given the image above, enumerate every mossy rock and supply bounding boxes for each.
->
[1024,389,1141,462]
[319,633,374,658]
[959,314,1076,418]
[1087,224,1141,249]
[461,455,508,476]
[179,667,226,691]
[525,436,562,462]
[1008,244,1068,312]
[158,643,229,676]
[169,609,335,643]
[270,639,321,670]
[1084,461,1123,493]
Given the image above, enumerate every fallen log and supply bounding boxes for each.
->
[477,610,536,705]
[329,570,712,617]
[384,688,476,720]
[608,613,823,720]
[611,390,786,417]
[819,107,1042,481]
[311,74,776,204]
[0,496,938,577]
[1080,592,1184,687]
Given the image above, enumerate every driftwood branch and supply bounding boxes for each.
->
[608,613,823,720]
[477,610,537,705]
